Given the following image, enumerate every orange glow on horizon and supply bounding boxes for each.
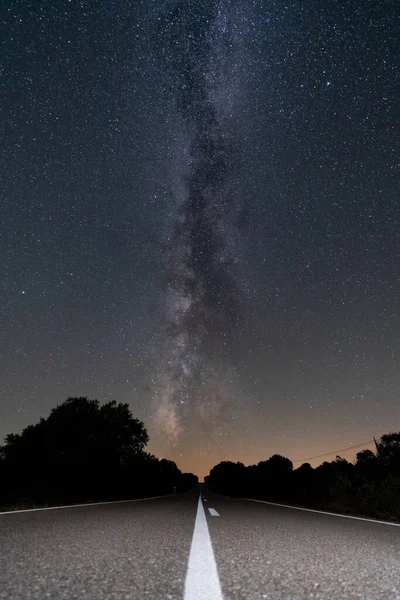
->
[147,436,377,480]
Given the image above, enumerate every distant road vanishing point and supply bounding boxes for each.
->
[1,485,399,600]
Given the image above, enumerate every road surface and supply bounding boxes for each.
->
[1,485,399,599]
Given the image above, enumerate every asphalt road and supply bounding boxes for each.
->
[1,485,399,600]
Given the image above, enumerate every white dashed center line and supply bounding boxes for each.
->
[184,495,223,600]
[208,508,220,517]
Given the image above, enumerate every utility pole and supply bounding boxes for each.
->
[373,437,380,455]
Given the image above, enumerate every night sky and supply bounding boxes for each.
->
[1,0,399,479]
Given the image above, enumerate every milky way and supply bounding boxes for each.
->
[152,1,247,448]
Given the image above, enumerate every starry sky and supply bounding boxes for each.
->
[1,0,399,479]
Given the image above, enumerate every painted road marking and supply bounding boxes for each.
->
[243,498,400,527]
[208,508,220,517]
[184,495,223,600]
[0,495,172,516]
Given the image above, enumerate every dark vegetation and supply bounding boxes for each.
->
[0,397,198,510]
[205,433,400,522]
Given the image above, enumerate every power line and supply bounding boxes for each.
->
[293,439,375,463]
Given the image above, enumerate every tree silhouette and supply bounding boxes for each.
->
[355,449,384,481]
[0,397,198,507]
[1,397,149,504]
[257,454,293,500]
[204,432,400,522]
[293,463,316,502]
[208,461,246,496]
[376,432,400,476]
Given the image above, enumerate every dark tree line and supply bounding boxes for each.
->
[204,433,400,522]
[0,397,198,508]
